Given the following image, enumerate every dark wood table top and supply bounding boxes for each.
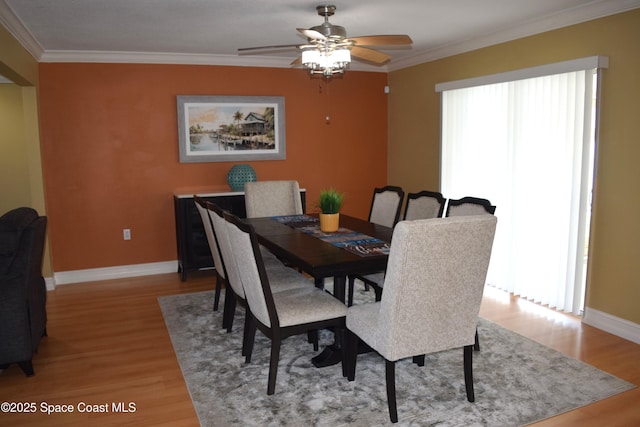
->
[245,213,391,367]
[243,213,392,280]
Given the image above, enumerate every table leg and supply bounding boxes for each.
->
[332,275,346,303]
[311,275,347,368]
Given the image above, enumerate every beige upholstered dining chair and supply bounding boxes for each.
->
[345,215,497,423]
[207,202,250,341]
[206,202,306,338]
[224,212,348,395]
[244,180,303,218]
[346,185,404,306]
[347,189,446,306]
[446,196,496,351]
[194,196,225,311]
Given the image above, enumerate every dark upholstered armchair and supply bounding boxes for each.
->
[0,207,48,376]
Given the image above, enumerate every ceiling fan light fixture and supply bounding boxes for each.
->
[329,48,350,66]
[301,47,351,77]
[301,49,321,66]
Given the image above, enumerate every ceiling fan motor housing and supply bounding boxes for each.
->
[311,23,347,39]
[312,4,346,39]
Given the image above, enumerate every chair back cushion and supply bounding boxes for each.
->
[208,204,244,298]
[404,191,445,220]
[369,187,404,228]
[194,198,225,279]
[224,214,273,327]
[376,215,497,360]
[244,180,303,218]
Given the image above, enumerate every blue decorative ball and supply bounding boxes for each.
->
[227,164,257,192]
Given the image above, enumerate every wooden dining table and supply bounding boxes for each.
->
[243,213,393,303]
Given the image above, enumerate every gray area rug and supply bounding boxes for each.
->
[158,289,634,426]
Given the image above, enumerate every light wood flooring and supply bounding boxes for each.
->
[1,270,638,426]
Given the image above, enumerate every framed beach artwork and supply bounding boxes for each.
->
[177,95,286,163]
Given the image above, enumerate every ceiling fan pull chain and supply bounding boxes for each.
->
[324,79,331,125]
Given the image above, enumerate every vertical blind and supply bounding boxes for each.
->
[436,57,606,315]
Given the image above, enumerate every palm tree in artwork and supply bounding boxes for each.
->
[263,107,275,141]
[233,111,243,136]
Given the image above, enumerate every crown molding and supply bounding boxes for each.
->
[39,50,292,67]
[37,50,386,73]
[388,0,640,71]
[0,0,43,60]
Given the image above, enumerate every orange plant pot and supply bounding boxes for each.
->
[319,213,340,233]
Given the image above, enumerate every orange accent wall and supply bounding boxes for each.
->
[38,63,388,272]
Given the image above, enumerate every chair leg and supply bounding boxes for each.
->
[221,290,231,329]
[18,360,35,377]
[474,329,480,351]
[412,355,425,366]
[385,359,398,423]
[213,273,222,311]
[347,276,356,307]
[335,327,348,378]
[374,286,383,302]
[222,292,237,332]
[307,330,319,351]
[241,311,251,357]
[345,330,358,381]
[244,314,257,364]
[464,345,475,402]
[267,339,282,395]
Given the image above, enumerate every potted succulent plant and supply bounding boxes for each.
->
[317,188,344,232]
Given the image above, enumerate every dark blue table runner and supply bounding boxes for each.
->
[272,215,390,257]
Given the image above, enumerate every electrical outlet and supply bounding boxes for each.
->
[123,229,131,240]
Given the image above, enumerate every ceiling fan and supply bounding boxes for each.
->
[238,4,412,76]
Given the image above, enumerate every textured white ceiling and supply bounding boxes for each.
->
[1,0,639,72]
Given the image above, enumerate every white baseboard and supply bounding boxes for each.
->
[43,265,640,345]
[50,260,179,288]
[583,307,640,345]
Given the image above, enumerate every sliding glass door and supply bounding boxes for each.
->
[437,58,604,315]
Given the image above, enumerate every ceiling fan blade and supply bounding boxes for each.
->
[238,44,299,55]
[349,35,413,46]
[290,56,302,66]
[297,28,326,40]
[350,46,390,64]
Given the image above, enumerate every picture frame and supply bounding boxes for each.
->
[177,95,286,163]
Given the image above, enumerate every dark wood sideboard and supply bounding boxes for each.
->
[173,189,306,281]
